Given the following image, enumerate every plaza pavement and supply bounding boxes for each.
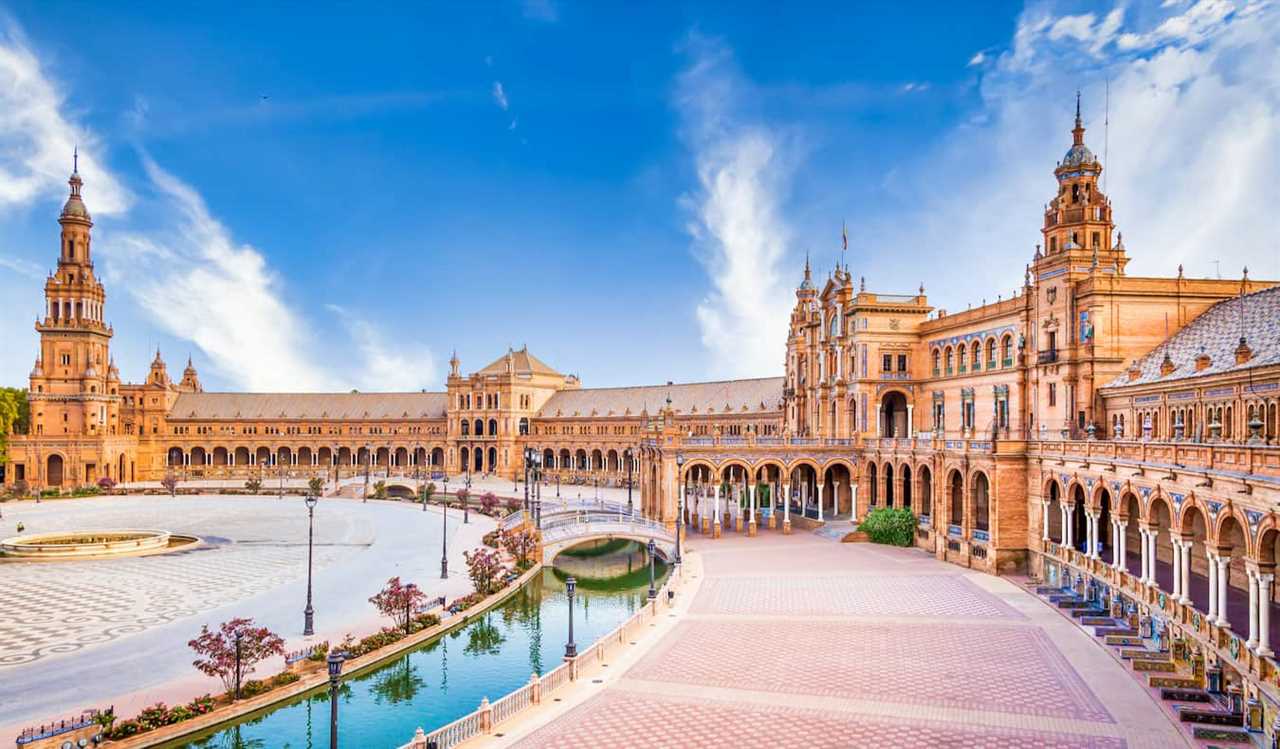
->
[499,531,1188,749]
[0,494,491,742]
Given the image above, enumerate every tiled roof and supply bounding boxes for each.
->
[1105,285,1280,387]
[169,392,449,420]
[476,346,562,377]
[538,377,784,418]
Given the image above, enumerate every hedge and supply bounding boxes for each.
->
[860,507,916,547]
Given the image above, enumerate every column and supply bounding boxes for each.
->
[1042,502,1051,541]
[817,482,824,521]
[1258,573,1274,657]
[1118,522,1128,573]
[833,481,841,517]
[1179,540,1193,605]
[1207,551,1220,621]
[1063,505,1074,549]
[905,404,914,438]
[1088,513,1099,559]
[1170,540,1183,599]
[782,482,791,534]
[875,405,882,437]
[1139,529,1151,585]
[1216,555,1231,628]
[712,485,721,538]
[1247,568,1259,649]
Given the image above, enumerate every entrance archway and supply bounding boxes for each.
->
[880,392,909,437]
[47,454,64,487]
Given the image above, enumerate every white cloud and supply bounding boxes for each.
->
[968,51,988,66]
[492,81,509,111]
[871,0,1280,307]
[0,252,43,279]
[509,117,519,131]
[522,0,559,22]
[676,35,797,379]
[902,81,930,93]
[0,21,129,215]
[105,158,343,391]
[326,305,436,391]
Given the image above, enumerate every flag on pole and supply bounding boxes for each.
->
[841,221,848,251]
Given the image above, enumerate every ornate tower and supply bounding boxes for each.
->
[30,156,118,439]
[1034,94,1128,277]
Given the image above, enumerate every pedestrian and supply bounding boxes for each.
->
[17,521,25,533]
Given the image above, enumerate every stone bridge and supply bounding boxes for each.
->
[503,502,677,564]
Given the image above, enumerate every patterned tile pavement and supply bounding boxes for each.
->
[512,690,1127,749]
[689,573,1027,620]
[507,532,1186,748]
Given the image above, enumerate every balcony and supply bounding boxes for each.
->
[1037,349,1058,364]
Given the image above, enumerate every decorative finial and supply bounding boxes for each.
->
[73,145,79,174]
[919,282,925,296]
[859,275,865,292]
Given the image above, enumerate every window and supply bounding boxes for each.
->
[932,350,940,375]
[882,354,892,372]
[1092,231,1100,248]
[60,353,72,366]
[897,354,908,372]
[1050,236,1058,253]
[1048,383,1057,407]
[1047,331,1057,352]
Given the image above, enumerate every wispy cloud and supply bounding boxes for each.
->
[326,304,436,391]
[0,252,44,279]
[0,21,130,215]
[492,81,509,111]
[901,81,930,93]
[968,51,988,66]
[676,34,797,379]
[522,0,559,23]
[872,0,1280,304]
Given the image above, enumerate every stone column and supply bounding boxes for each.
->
[1216,555,1231,628]
[906,404,914,438]
[817,482,825,522]
[1042,501,1051,542]
[1179,540,1193,605]
[712,486,722,539]
[1207,551,1220,621]
[1064,504,1074,549]
[1247,567,1260,649]
[747,481,758,537]
[782,482,792,535]
[1088,512,1100,559]
[1138,529,1150,584]
[1118,522,1128,573]
[1258,573,1274,657]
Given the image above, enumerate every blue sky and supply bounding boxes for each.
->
[0,1,1276,392]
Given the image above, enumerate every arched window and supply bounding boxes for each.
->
[1001,335,1013,365]
[518,417,529,435]
[958,346,967,372]
[985,339,996,368]
[461,420,470,436]
[970,341,981,370]
[944,347,954,373]
[474,418,484,436]
[932,349,941,374]
[488,418,497,435]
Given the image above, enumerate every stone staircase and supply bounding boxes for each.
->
[1029,583,1255,746]
[812,521,860,542]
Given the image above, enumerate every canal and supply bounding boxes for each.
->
[169,539,668,748]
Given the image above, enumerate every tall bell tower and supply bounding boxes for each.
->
[29,154,118,439]
[1033,94,1128,278]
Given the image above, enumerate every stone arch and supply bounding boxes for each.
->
[318,446,333,466]
[822,461,853,516]
[1069,482,1088,552]
[947,468,964,529]
[431,446,444,466]
[212,446,229,466]
[167,446,184,467]
[234,446,252,466]
[971,470,991,533]
[868,462,879,506]
[1213,510,1251,557]
[900,463,913,510]
[883,462,895,507]
[1047,480,1064,543]
[190,446,208,466]
[917,464,933,518]
[46,453,65,487]
[879,390,910,437]
[487,446,498,473]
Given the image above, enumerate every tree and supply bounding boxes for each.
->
[419,481,436,505]
[464,547,504,595]
[454,487,469,510]
[188,618,285,699]
[97,476,117,492]
[307,477,324,496]
[0,387,30,467]
[161,473,178,497]
[372,480,387,500]
[369,577,427,634]
[503,527,539,568]
[244,478,262,493]
[480,491,498,515]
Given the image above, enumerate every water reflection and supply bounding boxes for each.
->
[172,539,666,749]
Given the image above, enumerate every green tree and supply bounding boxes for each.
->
[0,387,31,466]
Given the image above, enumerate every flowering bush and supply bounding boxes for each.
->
[108,719,142,739]
[503,528,539,569]
[96,476,117,491]
[369,577,428,634]
[464,546,504,595]
[480,492,498,515]
[161,473,178,496]
[188,617,286,699]
[505,496,521,514]
[244,477,263,493]
[448,591,487,613]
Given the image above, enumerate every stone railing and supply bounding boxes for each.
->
[399,572,682,749]
[1030,439,1280,479]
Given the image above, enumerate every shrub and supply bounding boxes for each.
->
[482,530,502,548]
[307,477,324,496]
[270,671,301,688]
[412,612,441,631]
[97,476,117,491]
[245,478,263,493]
[503,528,538,568]
[373,480,387,499]
[239,679,269,698]
[188,617,286,699]
[186,695,217,715]
[860,507,916,547]
[308,641,330,661]
[505,496,521,513]
[108,720,143,739]
[369,577,428,634]
[480,492,498,515]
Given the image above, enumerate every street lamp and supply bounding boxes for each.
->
[647,538,657,599]
[564,576,577,659]
[625,448,633,513]
[523,447,531,513]
[327,651,345,749]
[441,484,449,580]
[675,453,685,566]
[303,493,318,636]
[463,471,471,524]
[362,443,371,503]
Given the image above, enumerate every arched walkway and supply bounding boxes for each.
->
[880,391,909,438]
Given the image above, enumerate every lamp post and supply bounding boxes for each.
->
[303,493,318,636]
[523,447,531,513]
[463,471,471,524]
[278,457,285,500]
[625,448,633,513]
[361,443,371,503]
[675,453,685,566]
[441,484,449,580]
[534,458,543,529]
[564,576,577,659]
[647,538,657,599]
[327,652,344,749]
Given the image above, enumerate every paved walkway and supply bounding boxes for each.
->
[506,532,1187,748]
[0,495,492,742]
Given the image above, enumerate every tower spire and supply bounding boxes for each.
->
[1072,91,1085,146]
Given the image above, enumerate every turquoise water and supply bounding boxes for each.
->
[168,541,668,749]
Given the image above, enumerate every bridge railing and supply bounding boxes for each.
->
[399,566,683,749]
